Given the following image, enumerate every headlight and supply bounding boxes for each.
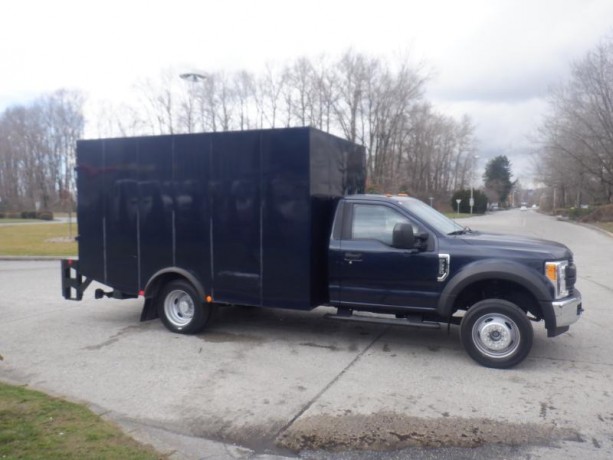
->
[545,260,569,299]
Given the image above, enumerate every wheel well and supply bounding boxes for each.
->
[145,272,186,299]
[144,268,207,302]
[141,271,204,322]
[453,279,542,320]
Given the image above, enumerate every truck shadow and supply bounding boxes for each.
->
[204,304,464,356]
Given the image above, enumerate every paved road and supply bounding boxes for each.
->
[0,209,612,459]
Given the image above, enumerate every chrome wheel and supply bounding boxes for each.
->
[472,313,520,359]
[461,299,533,368]
[157,280,211,334]
[164,289,195,328]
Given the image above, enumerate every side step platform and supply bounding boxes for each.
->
[324,309,441,329]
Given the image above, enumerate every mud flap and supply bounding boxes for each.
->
[140,297,158,322]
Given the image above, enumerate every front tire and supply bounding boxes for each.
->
[158,280,210,334]
[460,299,533,369]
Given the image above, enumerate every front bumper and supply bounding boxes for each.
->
[553,289,583,328]
[546,289,583,337]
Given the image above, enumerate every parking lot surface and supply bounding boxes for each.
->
[1,209,612,459]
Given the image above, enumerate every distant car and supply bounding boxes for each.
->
[520,205,528,211]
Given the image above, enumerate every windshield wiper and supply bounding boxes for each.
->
[448,226,471,236]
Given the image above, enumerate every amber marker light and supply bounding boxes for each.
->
[545,263,558,282]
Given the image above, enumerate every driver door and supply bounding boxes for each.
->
[334,202,440,310]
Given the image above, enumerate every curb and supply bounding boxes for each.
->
[581,222,613,239]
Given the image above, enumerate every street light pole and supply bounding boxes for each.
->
[470,154,479,215]
[180,73,206,83]
[470,186,474,215]
[179,73,207,133]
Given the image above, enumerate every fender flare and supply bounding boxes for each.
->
[437,259,555,329]
[143,267,207,300]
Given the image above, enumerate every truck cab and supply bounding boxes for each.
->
[326,194,582,368]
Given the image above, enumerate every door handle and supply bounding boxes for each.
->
[344,252,363,263]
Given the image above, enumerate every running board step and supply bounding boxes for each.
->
[324,313,441,329]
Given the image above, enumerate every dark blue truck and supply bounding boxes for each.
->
[62,127,582,368]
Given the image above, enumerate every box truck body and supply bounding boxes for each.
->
[75,127,365,309]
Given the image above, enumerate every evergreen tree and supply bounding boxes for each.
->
[483,156,514,205]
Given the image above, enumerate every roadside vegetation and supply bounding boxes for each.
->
[575,204,613,234]
[544,204,613,234]
[0,222,76,256]
[597,222,613,233]
[0,381,163,459]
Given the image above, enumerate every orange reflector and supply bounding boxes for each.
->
[206,295,213,303]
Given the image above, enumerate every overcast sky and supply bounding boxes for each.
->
[2,0,613,186]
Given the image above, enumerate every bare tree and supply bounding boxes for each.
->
[538,37,613,204]
[0,89,84,210]
[88,51,477,201]
[135,68,181,135]
[234,71,255,130]
[257,63,288,128]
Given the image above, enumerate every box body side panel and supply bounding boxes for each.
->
[76,127,364,308]
[173,134,211,291]
[210,131,262,305]
[260,129,311,308]
[309,130,366,305]
[76,140,106,285]
[137,136,174,288]
[101,138,139,293]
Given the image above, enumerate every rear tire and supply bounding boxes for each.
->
[157,280,210,334]
[460,299,533,369]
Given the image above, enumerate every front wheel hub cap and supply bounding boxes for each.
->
[480,322,511,350]
[472,313,520,358]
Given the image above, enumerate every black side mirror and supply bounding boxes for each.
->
[392,223,415,249]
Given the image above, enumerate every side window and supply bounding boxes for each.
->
[351,204,412,245]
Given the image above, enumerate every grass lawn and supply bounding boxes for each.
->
[0,381,163,459]
[0,223,77,256]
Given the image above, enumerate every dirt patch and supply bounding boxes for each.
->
[276,412,581,452]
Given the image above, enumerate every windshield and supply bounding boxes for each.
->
[395,197,465,235]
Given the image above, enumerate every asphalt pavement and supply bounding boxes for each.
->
[0,209,612,459]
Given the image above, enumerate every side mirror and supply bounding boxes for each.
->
[392,223,415,249]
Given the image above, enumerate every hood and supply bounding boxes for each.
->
[458,231,572,260]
